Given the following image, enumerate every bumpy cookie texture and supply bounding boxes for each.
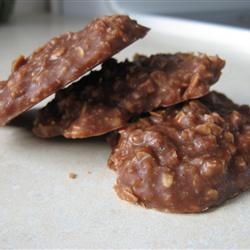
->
[0,15,149,126]
[108,91,250,213]
[33,53,225,138]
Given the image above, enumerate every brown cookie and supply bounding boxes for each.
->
[33,53,225,138]
[0,15,149,125]
[108,91,250,213]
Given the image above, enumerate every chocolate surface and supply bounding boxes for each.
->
[108,91,250,213]
[33,53,225,138]
[0,15,149,125]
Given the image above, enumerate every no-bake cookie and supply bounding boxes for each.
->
[108,91,250,213]
[33,53,224,138]
[0,15,148,125]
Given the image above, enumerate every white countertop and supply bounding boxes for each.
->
[0,13,250,249]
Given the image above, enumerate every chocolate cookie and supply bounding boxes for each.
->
[108,91,250,213]
[33,53,225,138]
[0,15,149,125]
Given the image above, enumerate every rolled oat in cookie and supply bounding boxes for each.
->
[0,15,149,125]
[108,91,250,213]
[33,53,224,138]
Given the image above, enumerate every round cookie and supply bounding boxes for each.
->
[108,92,250,213]
[33,53,225,138]
[0,15,149,125]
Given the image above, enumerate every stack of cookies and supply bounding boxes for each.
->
[0,15,249,213]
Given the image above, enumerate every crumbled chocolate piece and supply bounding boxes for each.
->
[108,91,250,213]
[33,53,224,138]
[0,15,149,125]
[69,172,77,179]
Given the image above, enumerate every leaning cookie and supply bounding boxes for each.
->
[0,15,149,126]
[108,91,250,213]
[33,53,225,138]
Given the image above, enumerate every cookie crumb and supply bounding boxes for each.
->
[69,172,77,179]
